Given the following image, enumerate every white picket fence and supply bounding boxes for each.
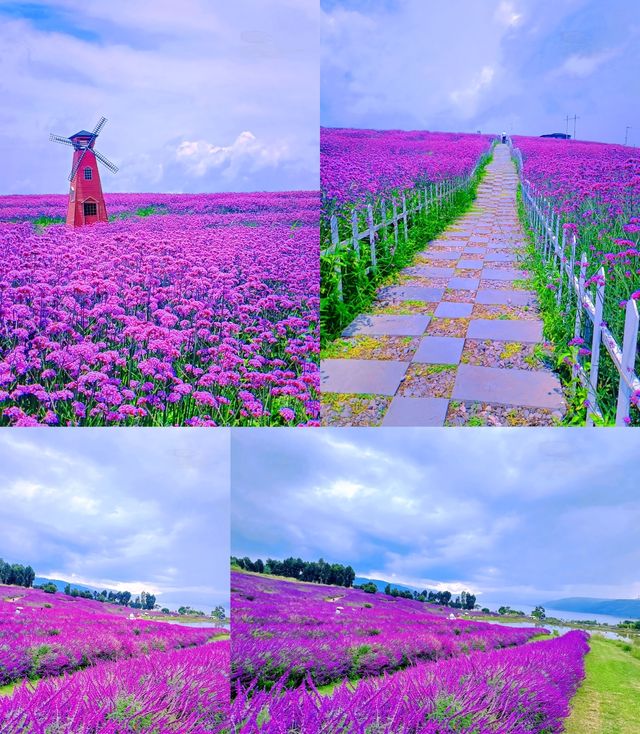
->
[509,139,640,425]
[322,151,491,298]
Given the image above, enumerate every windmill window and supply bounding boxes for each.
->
[83,202,97,216]
[83,167,92,180]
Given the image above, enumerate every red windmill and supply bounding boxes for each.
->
[49,116,119,227]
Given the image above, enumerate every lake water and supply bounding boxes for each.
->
[163,620,229,629]
[481,617,630,641]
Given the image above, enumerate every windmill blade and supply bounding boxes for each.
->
[50,134,74,146]
[94,148,119,174]
[69,148,89,181]
[92,116,107,136]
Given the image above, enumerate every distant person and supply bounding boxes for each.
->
[501,132,507,144]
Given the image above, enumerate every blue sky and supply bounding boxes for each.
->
[0,430,230,612]
[231,429,640,607]
[321,0,639,145]
[0,0,318,194]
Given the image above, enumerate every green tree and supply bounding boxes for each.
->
[532,605,546,620]
[211,605,226,621]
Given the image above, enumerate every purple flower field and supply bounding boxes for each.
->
[231,572,542,689]
[0,641,230,733]
[321,128,493,210]
[513,136,640,417]
[232,631,588,733]
[0,585,222,685]
[0,585,229,732]
[0,192,319,426]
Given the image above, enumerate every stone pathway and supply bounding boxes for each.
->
[321,144,566,427]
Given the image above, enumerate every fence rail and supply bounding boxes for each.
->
[322,147,494,299]
[509,138,640,425]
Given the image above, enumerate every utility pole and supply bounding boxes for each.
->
[565,115,570,138]
[570,114,579,140]
[625,126,632,146]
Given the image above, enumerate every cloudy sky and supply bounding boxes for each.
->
[231,429,640,606]
[321,0,639,145]
[0,0,318,194]
[0,430,230,612]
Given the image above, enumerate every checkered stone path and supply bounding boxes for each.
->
[321,143,566,427]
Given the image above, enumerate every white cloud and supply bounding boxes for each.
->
[176,131,290,178]
[556,48,620,77]
[494,0,523,27]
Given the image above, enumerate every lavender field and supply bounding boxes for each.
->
[230,571,589,732]
[0,192,319,427]
[0,585,229,732]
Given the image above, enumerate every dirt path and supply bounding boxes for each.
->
[321,144,565,427]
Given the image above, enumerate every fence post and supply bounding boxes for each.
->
[367,204,377,270]
[556,227,566,306]
[392,197,399,254]
[351,208,360,257]
[402,194,408,241]
[615,299,640,425]
[330,214,343,300]
[586,267,605,426]
[574,252,587,340]
[381,198,387,244]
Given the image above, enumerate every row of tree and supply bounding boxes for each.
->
[379,584,478,610]
[61,585,158,609]
[0,559,36,588]
[232,556,357,588]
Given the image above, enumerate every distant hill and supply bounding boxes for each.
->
[354,577,419,594]
[34,577,108,595]
[547,597,640,619]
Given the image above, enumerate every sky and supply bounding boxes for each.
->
[0,0,318,194]
[0,430,230,612]
[321,0,639,145]
[231,428,640,607]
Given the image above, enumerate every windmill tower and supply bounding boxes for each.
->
[49,116,118,227]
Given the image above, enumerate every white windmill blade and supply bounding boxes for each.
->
[50,134,74,146]
[69,148,89,181]
[94,148,119,174]
[92,116,107,137]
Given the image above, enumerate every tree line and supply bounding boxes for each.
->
[233,555,480,609]
[0,559,36,588]
[232,556,356,588]
[373,584,478,610]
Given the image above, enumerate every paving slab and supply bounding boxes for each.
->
[484,252,517,262]
[380,285,445,302]
[413,336,465,364]
[343,314,430,337]
[475,289,535,306]
[481,268,524,281]
[452,364,564,410]
[382,397,449,426]
[464,246,487,255]
[321,359,408,395]
[467,319,543,343]
[448,277,479,291]
[405,265,455,278]
[435,302,473,318]
[423,251,460,261]
[457,259,484,269]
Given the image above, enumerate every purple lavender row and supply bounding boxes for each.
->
[232,631,589,734]
[320,128,493,209]
[0,587,222,685]
[232,573,543,688]
[0,192,319,427]
[0,641,230,733]
[0,191,319,221]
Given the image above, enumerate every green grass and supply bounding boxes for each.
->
[565,636,640,734]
